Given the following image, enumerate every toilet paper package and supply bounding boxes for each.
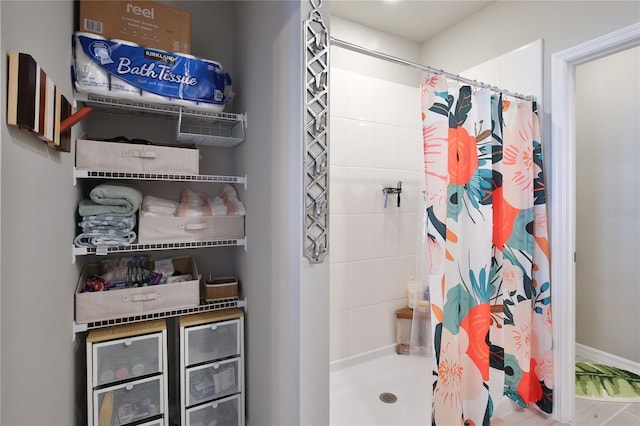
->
[72,32,233,112]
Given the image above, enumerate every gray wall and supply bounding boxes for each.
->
[234,1,330,425]
[575,46,640,363]
[1,2,77,425]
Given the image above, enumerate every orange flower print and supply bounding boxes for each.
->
[460,303,491,380]
[448,127,478,185]
[493,186,520,251]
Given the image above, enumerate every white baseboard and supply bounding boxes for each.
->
[576,343,640,375]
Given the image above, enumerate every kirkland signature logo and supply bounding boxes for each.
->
[144,50,177,65]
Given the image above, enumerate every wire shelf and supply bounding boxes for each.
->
[75,92,246,147]
[74,168,247,186]
[73,298,247,332]
[73,238,247,260]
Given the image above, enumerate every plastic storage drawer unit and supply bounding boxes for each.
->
[185,394,242,426]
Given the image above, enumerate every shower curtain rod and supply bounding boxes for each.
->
[329,36,536,102]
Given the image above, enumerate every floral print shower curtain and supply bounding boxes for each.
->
[421,75,552,425]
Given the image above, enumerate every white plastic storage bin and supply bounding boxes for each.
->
[93,376,164,425]
[186,357,241,406]
[92,332,164,386]
[185,393,242,426]
[76,136,200,175]
[184,318,241,365]
[178,309,245,425]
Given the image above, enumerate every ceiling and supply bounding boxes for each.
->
[328,0,495,43]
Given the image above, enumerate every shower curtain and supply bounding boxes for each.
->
[419,75,552,425]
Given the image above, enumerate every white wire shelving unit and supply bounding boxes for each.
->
[73,168,247,188]
[71,92,250,333]
[74,92,247,147]
[72,298,248,334]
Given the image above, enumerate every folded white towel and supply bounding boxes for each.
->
[141,195,178,217]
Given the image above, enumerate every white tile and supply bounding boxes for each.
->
[346,167,382,215]
[397,84,421,129]
[574,398,627,426]
[330,310,349,362]
[460,58,502,89]
[346,120,377,168]
[604,410,640,426]
[374,212,400,258]
[397,127,424,172]
[623,403,640,418]
[347,303,395,355]
[329,214,348,264]
[329,165,349,215]
[499,40,543,101]
[373,256,411,304]
[330,262,348,312]
[501,407,560,426]
[346,214,378,262]
[330,67,349,118]
[401,213,421,257]
[373,124,402,169]
[346,260,379,309]
[348,74,398,125]
[329,117,350,167]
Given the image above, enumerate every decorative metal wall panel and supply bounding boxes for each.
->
[303,0,329,263]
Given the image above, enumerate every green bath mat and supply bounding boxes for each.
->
[575,362,640,402]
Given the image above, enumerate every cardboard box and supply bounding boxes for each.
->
[75,256,200,323]
[76,136,200,175]
[79,0,191,54]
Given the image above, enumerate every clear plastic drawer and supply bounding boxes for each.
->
[137,420,163,426]
[94,376,164,425]
[93,332,163,386]
[186,394,241,426]
[186,357,241,406]
[184,319,240,365]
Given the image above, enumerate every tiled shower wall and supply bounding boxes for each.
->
[329,67,424,362]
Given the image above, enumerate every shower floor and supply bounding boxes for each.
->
[330,349,640,425]
[330,348,431,426]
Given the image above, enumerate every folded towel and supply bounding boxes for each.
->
[211,184,246,216]
[141,195,178,217]
[79,183,142,217]
[177,189,212,217]
[79,215,136,232]
[73,230,137,247]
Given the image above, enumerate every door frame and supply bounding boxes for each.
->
[550,22,640,423]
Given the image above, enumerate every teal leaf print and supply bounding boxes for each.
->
[466,168,494,208]
[442,284,473,334]
[506,209,534,251]
[427,206,446,239]
[469,265,493,303]
[447,185,464,221]
[503,353,524,391]
[429,101,449,117]
[534,171,546,205]
[449,86,472,128]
